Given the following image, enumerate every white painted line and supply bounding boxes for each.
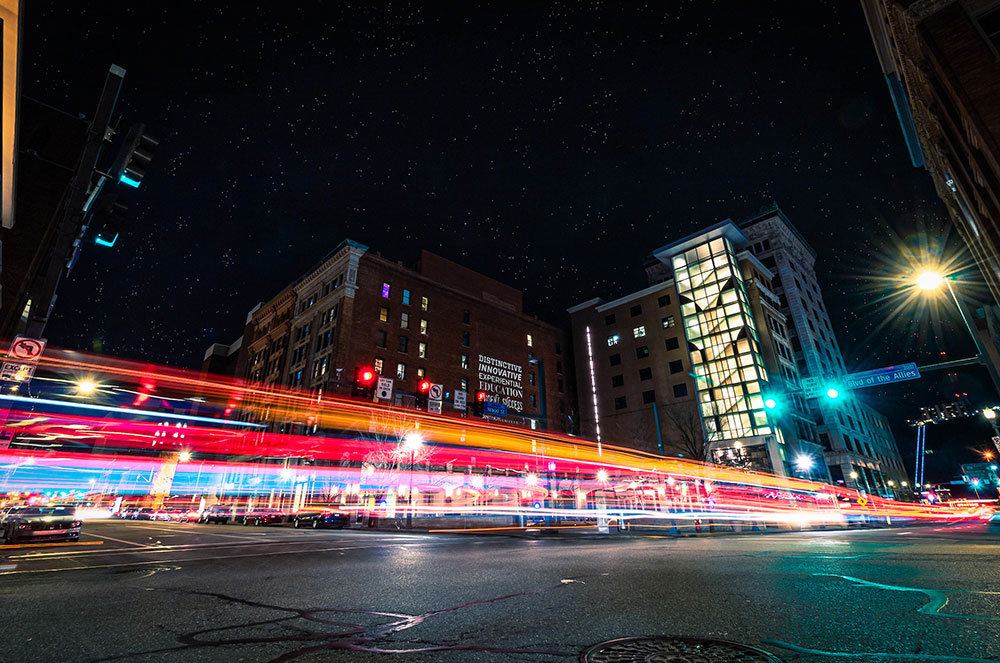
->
[81,532,149,548]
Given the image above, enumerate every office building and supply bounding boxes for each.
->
[207,240,574,433]
[569,207,909,495]
[569,219,823,478]
[740,206,910,496]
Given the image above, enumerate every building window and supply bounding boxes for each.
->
[379,306,388,323]
[636,345,649,359]
[421,296,429,311]
[633,325,646,338]
[611,374,624,387]
[605,314,616,325]
[530,393,537,408]
[527,333,534,347]
[400,312,409,329]
[558,379,564,392]
[381,283,391,298]
[462,309,470,324]
[396,363,406,380]
[669,359,683,374]
[556,360,563,374]
[460,378,468,391]
[609,353,621,366]
[398,336,409,353]
[614,396,627,410]
[665,336,680,351]
[529,372,536,386]
[418,342,427,358]
[420,319,428,335]
[402,289,411,305]
[607,334,620,346]
[376,330,387,348]
[630,304,642,317]
[555,342,561,355]
[673,383,688,398]
[658,294,671,307]
[461,353,469,369]
[639,367,652,381]
[374,358,384,374]
[462,331,470,347]
[416,367,425,379]
[642,390,656,404]
[661,315,675,329]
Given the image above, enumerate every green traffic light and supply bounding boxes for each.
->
[826,388,840,399]
[764,397,777,409]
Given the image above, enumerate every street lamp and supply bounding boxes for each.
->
[793,453,814,479]
[403,433,423,528]
[913,269,982,355]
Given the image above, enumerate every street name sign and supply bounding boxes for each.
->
[844,363,920,389]
[484,401,507,417]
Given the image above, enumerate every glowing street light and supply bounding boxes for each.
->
[597,469,608,483]
[178,451,192,463]
[793,454,814,479]
[915,271,945,291]
[826,388,840,400]
[764,397,778,409]
[983,408,996,420]
[75,380,97,396]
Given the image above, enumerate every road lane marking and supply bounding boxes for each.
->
[0,540,103,550]
[764,639,998,662]
[0,542,441,576]
[81,532,150,548]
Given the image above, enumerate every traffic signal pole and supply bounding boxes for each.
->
[23,65,125,338]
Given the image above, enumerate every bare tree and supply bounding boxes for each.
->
[659,400,706,461]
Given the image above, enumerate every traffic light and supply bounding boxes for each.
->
[416,379,431,409]
[825,387,840,400]
[111,123,158,189]
[763,397,778,410]
[352,367,376,399]
[93,200,128,248]
[473,390,486,416]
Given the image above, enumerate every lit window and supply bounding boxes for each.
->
[421,296,429,311]
[460,378,468,391]
[374,358,383,374]
[527,334,533,347]
[402,289,411,305]
[416,367,425,379]
[461,353,469,369]
[381,283,391,298]
[400,312,409,329]
[418,342,427,358]
[662,315,675,329]
[396,362,406,380]
[420,319,428,335]
[633,326,646,338]
[379,307,388,323]
[607,334,620,346]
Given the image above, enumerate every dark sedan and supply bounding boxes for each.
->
[242,508,286,526]
[293,510,350,529]
[1,507,82,543]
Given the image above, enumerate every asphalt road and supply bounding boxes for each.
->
[1,519,998,662]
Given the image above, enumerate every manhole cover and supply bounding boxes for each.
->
[581,636,783,663]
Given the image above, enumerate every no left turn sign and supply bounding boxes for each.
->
[9,336,46,362]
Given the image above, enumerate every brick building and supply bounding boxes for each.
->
[863,0,1000,393]
[208,240,575,433]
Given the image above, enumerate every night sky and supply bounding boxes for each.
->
[23,2,998,482]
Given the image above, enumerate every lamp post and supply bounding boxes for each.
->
[915,270,982,355]
[403,433,423,528]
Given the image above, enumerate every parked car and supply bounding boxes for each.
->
[243,508,286,526]
[132,507,155,521]
[166,509,200,523]
[293,510,350,529]
[0,507,82,543]
[116,507,139,520]
[198,505,236,524]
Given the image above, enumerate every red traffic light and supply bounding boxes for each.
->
[476,390,487,402]
[418,380,431,393]
[359,368,376,384]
